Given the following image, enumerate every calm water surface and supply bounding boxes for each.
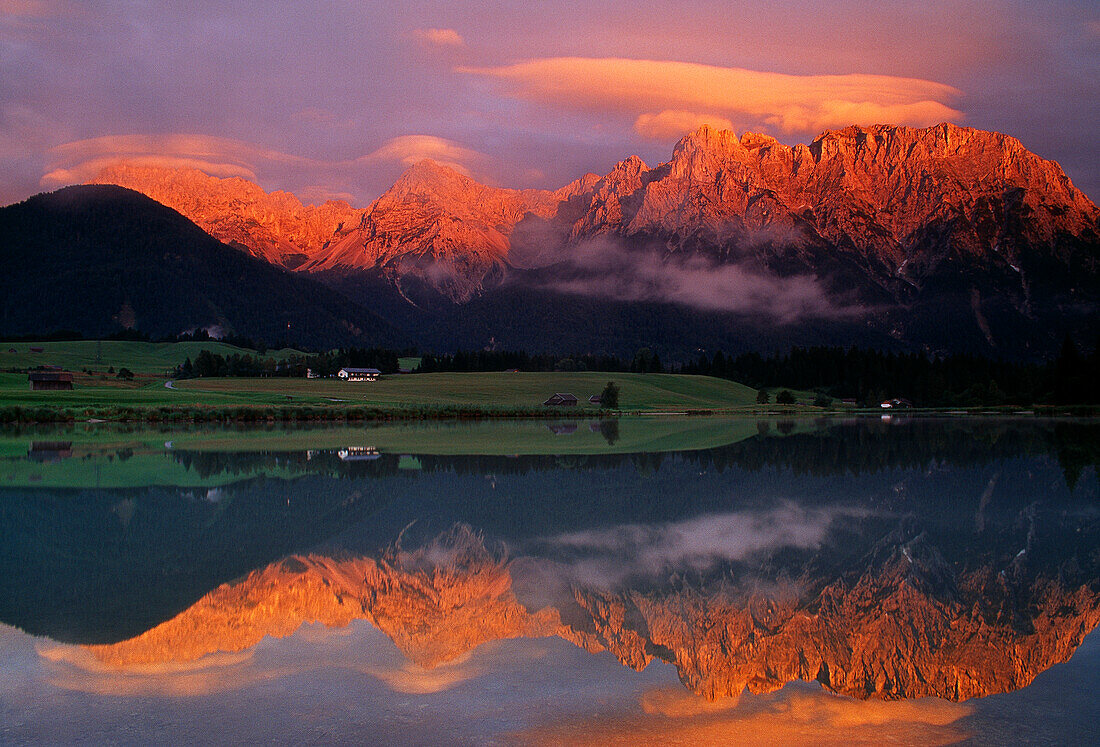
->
[0,417,1097,744]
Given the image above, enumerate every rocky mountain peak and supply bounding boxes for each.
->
[91,161,361,268]
[84,124,1098,350]
[389,159,471,193]
[673,124,748,159]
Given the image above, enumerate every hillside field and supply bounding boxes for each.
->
[0,340,840,418]
[0,340,302,375]
[170,371,765,411]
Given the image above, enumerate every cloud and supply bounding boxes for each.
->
[519,682,972,745]
[365,656,481,694]
[537,503,868,588]
[38,619,483,698]
[462,57,963,138]
[40,133,310,187]
[0,0,79,19]
[296,185,358,204]
[358,134,487,177]
[634,110,735,141]
[413,27,465,48]
[539,237,858,322]
[37,642,278,697]
[38,131,494,203]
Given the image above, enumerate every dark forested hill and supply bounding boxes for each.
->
[0,185,404,347]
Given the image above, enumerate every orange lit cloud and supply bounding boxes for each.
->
[37,641,279,697]
[463,57,963,138]
[359,134,487,177]
[40,132,493,201]
[365,655,481,694]
[520,683,973,745]
[413,27,465,47]
[40,134,308,187]
[634,110,736,141]
[0,0,78,18]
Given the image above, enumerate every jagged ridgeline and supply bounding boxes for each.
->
[5,123,1097,357]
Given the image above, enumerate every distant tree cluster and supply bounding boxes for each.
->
[174,350,295,378]
[680,339,1100,406]
[629,348,663,373]
[415,350,633,374]
[172,347,402,379]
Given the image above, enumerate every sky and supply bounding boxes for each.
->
[1,0,1097,206]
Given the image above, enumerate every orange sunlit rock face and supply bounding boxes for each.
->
[91,163,361,268]
[90,123,1099,304]
[85,525,1100,702]
[86,528,560,670]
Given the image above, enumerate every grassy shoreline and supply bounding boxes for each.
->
[3,342,1095,423]
[1,400,1095,424]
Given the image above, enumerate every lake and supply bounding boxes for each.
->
[1,416,1097,744]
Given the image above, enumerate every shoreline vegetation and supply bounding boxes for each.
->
[2,416,1095,491]
[1,402,1095,425]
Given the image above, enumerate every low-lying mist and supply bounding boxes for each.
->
[515,236,861,322]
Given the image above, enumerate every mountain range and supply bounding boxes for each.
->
[2,122,1095,357]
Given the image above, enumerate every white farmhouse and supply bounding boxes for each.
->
[337,367,381,382]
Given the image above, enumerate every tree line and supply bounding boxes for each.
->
[680,338,1100,406]
[167,337,1099,407]
[172,347,403,379]
[415,347,662,373]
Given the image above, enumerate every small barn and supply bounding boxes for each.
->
[28,371,74,391]
[337,367,381,382]
[543,393,578,406]
[588,394,602,404]
[28,441,73,461]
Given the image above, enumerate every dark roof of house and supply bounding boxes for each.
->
[544,393,579,405]
[341,367,381,374]
[28,371,73,382]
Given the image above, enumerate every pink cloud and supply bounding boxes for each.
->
[358,134,489,178]
[519,683,972,745]
[40,133,310,187]
[634,110,736,141]
[38,131,494,205]
[541,237,860,323]
[413,27,465,48]
[463,57,964,138]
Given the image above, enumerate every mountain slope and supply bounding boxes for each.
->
[76,123,1099,357]
[303,160,599,302]
[0,185,402,346]
[92,163,361,268]
[556,124,1098,299]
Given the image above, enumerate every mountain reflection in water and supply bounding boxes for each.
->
[1,418,1098,742]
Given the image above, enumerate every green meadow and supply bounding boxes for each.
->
[0,340,302,375]
[0,340,837,421]
[170,371,764,411]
